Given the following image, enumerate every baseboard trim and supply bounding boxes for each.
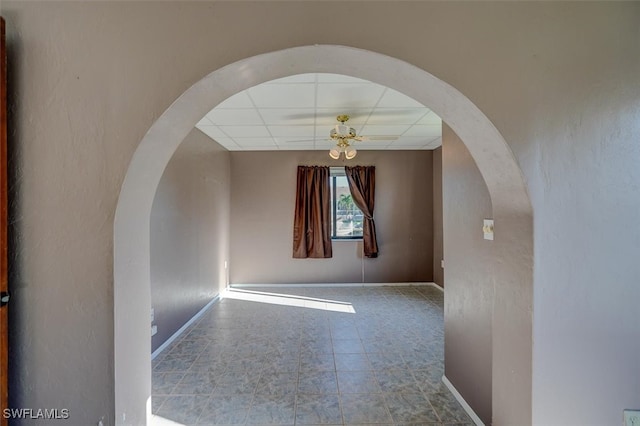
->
[230,282,438,288]
[151,294,221,360]
[429,282,444,292]
[442,375,485,426]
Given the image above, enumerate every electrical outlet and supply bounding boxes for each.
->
[150,308,154,322]
[625,410,640,426]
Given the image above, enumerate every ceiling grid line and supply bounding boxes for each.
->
[195,73,442,152]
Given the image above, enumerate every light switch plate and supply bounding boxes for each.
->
[483,219,494,241]
[624,410,640,426]
[151,325,158,336]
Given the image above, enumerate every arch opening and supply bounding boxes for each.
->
[114,45,533,425]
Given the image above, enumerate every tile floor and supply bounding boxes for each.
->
[152,285,474,425]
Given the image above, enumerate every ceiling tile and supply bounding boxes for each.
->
[416,111,442,125]
[197,117,214,127]
[314,109,372,126]
[216,91,255,109]
[403,125,442,138]
[259,108,315,125]
[277,143,316,151]
[389,137,432,146]
[249,83,315,108]
[354,142,390,150]
[376,88,425,108]
[317,73,369,84]
[316,83,386,109]
[360,124,411,136]
[388,145,429,150]
[196,73,443,152]
[239,147,279,151]
[205,109,264,126]
[196,124,229,140]
[365,108,429,125]
[232,137,277,147]
[274,136,318,145]
[267,125,315,138]
[425,137,443,148]
[218,125,271,138]
[209,137,240,150]
[266,74,316,84]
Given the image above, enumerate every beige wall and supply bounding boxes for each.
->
[150,129,230,352]
[230,150,434,284]
[1,2,638,425]
[442,124,493,424]
[432,147,444,287]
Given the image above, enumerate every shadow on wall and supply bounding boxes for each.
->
[6,30,27,412]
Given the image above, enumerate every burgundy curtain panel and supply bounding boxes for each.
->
[345,166,379,258]
[292,166,333,258]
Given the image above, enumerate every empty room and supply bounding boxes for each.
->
[0,2,637,426]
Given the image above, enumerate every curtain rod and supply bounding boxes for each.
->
[298,164,376,167]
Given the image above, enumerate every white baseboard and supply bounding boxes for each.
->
[429,282,444,292]
[442,375,485,426]
[151,294,221,360]
[230,282,438,288]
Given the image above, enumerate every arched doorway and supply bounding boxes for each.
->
[114,45,532,425]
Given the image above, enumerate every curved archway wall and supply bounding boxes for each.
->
[114,45,533,425]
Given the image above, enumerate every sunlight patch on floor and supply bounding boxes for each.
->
[151,415,185,426]
[222,288,356,313]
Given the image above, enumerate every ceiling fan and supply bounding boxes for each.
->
[287,114,399,160]
[329,115,364,159]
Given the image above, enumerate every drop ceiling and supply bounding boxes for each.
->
[196,73,442,151]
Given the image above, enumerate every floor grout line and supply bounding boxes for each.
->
[152,286,464,426]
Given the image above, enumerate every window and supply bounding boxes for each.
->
[330,167,363,239]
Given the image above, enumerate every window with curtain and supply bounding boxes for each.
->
[330,167,364,239]
[292,165,378,259]
[345,165,378,258]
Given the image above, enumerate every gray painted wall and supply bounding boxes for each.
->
[150,129,230,352]
[432,147,444,287]
[230,150,434,284]
[1,2,638,425]
[442,124,493,424]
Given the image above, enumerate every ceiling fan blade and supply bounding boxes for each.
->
[358,135,400,141]
[282,113,317,120]
[282,138,329,143]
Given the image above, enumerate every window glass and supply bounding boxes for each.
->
[331,172,363,239]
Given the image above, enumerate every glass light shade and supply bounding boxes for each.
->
[335,124,351,137]
[329,148,341,159]
[344,147,357,160]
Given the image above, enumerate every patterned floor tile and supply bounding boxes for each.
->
[152,286,473,426]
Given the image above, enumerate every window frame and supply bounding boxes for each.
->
[330,167,363,241]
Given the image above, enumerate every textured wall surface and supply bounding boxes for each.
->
[442,125,493,424]
[0,2,637,425]
[150,129,230,352]
[230,150,434,284]
[432,147,444,287]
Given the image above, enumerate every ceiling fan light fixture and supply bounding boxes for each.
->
[328,115,362,160]
[329,148,341,160]
[344,146,357,160]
